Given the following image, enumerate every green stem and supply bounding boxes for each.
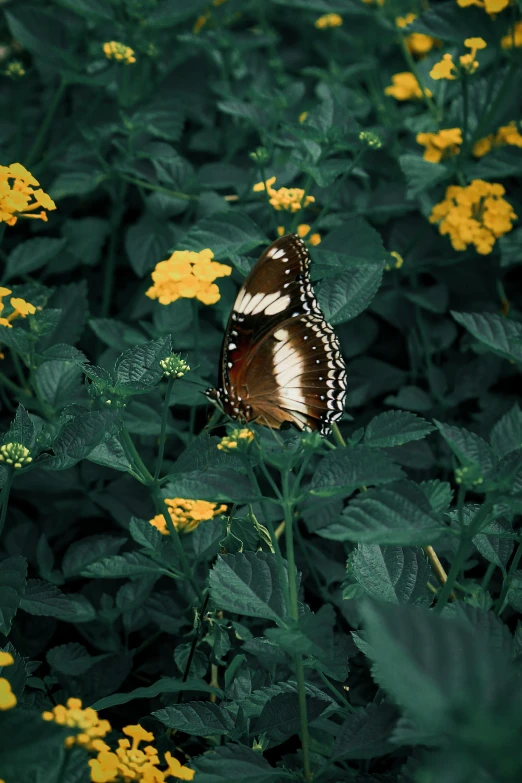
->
[311,151,364,233]
[154,376,175,481]
[281,471,312,782]
[102,190,127,317]
[398,35,439,121]
[26,79,67,167]
[0,371,29,399]
[117,173,196,201]
[159,496,204,603]
[330,422,346,448]
[496,539,522,616]
[290,174,314,234]
[176,593,210,704]
[120,425,155,484]
[0,468,14,538]
[481,561,496,592]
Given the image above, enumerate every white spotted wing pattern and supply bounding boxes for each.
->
[205,234,347,435]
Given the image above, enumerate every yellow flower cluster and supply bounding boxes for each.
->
[416,128,463,163]
[501,21,522,48]
[429,180,517,255]
[0,162,56,226]
[3,60,25,79]
[473,121,522,157]
[385,72,431,100]
[0,651,16,711]
[277,224,321,245]
[42,698,111,750]
[0,442,33,469]
[253,177,315,212]
[457,0,509,15]
[103,41,136,64]
[430,38,487,80]
[217,428,254,452]
[160,355,190,379]
[89,724,195,783]
[315,13,343,28]
[146,249,232,306]
[396,13,439,56]
[149,498,227,535]
[0,287,37,328]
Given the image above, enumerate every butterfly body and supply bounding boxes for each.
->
[206,234,347,435]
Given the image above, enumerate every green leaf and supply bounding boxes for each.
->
[129,517,163,552]
[420,479,454,514]
[319,480,445,545]
[53,0,115,22]
[47,642,98,675]
[266,605,335,660]
[82,552,170,580]
[62,535,127,578]
[147,0,209,27]
[89,319,147,351]
[254,691,328,744]
[4,405,35,449]
[499,227,522,269]
[39,281,88,349]
[92,677,216,710]
[473,519,514,575]
[350,545,431,604]
[164,469,253,503]
[332,703,398,760]
[490,404,522,460]
[209,552,290,624]
[46,410,115,470]
[407,3,495,42]
[125,213,174,277]
[5,7,78,69]
[49,170,105,200]
[61,218,109,267]
[36,361,83,411]
[20,579,95,622]
[364,411,435,448]
[191,743,281,783]
[86,437,132,472]
[181,212,266,261]
[399,155,450,198]
[0,555,27,635]
[312,219,386,277]
[4,238,67,281]
[433,420,495,479]
[153,701,235,736]
[114,336,172,395]
[317,265,383,325]
[451,311,522,364]
[310,445,405,498]
[0,710,69,780]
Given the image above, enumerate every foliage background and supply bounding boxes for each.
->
[0,1,522,782]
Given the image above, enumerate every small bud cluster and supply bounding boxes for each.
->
[160,355,191,379]
[0,442,32,469]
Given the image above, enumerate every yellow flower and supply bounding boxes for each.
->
[0,652,14,666]
[252,176,314,212]
[396,14,440,56]
[457,0,509,15]
[299,111,307,123]
[42,697,111,750]
[193,13,209,33]
[103,41,136,65]
[89,724,195,783]
[385,251,404,271]
[430,53,456,80]
[0,162,56,226]
[501,20,522,48]
[315,13,342,28]
[217,428,254,452]
[0,442,32,469]
[146,249,232,306]
[384,72,432,100]
[10,297,36,317]
[3,60,25,78]
[473,122,522,157]
[429,180,517,255]
[0,651,16,711]
[150,498,227,535]
[416,128,463,162]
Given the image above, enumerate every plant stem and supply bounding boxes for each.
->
[102,189,127,317]
[423,545,456,601]
[398,35,439,121]
[311,150,365,233]
[281,471,312,782]
[496,539,522,616]
[176,593,210,704]
[0,468,13,538]
[155,376,175,481]
[330,422,346,448]
[120,425,155,484]
[0,371,29,399]
[26,79,67,167]
[158,497,204,603]
[117,173,196,201]
[481,561,496,592]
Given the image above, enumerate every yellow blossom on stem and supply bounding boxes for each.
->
[0,162,56,226]
[315,13,342,28]
[253,176,315,212]
[298,111,307,123]
[217,428,254,452]
[396,13,440,56]
[416,128,463,162]
[146,249,232,306]
[0,442,32,469]
[457,0,509,15]
[0,650,16,711]
[501,20,522,48]
[149,498,227,535]
[103,41,136,64]
[473,121,522,157]
[431,38,487,80]
[429,180,517,255]
[42,697,111,750]
[385,72,432,100]
[3,60,25,78]
[0,292,38,329]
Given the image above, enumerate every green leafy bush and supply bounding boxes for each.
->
[0,1,521,782]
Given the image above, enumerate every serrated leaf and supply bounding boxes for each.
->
[317,265,383,325]
[62,535,127,578]
[4,237,67,281]
[0,555,27,635]
[419,479,453,514]
[312,219,386,277]
[46,410,115,470]
[319,480,445,545]
[209,552,290,624]
[47,643,97,675]
[434,420,495,478]
[181,212,266,261]
[191,743,280,783]
[81,552,170,580]
[39,281,88,350]
[86,437,132,472]
[452,311,522,364]
[332,702,398,760]
[36,360,83,410]
[20,580,95,622]
[163,468,253,503]
[350,545,431,604]
[490,404,522,460]
[399,155,450,198]
[310,445,405,498]
[153,701,235,736]
[254,691,328,744]
[364,411,435,448]
[0,710,69,779]
[92,677,216,710]
[125,213,173,277]
[114,336,172,394]
[129,517,163,551]
[4,405,35,449]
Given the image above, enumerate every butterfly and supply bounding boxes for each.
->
[205,234,347,435]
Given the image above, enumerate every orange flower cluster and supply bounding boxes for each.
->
[473,122,522,158]
[0,162,56,226]
[430,38,487,80]
[396,13,440,56]
[385,72,431,100]
[501,21,522,49]
[0,288,37,328]
[42,698,111,750]
[457,0,509,15]
[146,249,232,306]
[416,128,462,162]
[429,180,517,255]
[149,498,227,535]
